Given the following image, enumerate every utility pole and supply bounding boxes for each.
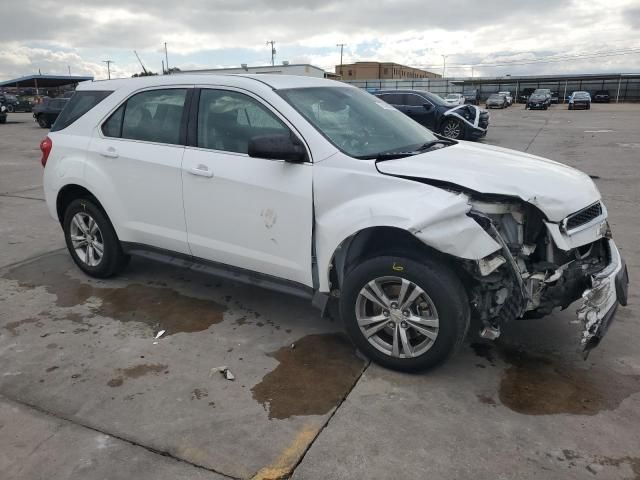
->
[102,60,113,80]
[162,60,165,75]
[67,65,71,76]
[266,40,276,66]
[336,43,346,76]
[441,55,448,78]
[134,50,148,75]
[164,42,170,73]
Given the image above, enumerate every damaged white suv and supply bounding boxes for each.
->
[42,74,629,371]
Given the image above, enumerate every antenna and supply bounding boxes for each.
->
[133,50,148,75]
[266,40,276,66]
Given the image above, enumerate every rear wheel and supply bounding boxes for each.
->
[340,255,469,371]
[63,198,128,278]
[6,105,14,113]
[37,115,50,128]
[441,118,465,140]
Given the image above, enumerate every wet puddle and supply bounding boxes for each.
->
[252,333,366,420]
[3,254,226,335]
[472,342,640,415]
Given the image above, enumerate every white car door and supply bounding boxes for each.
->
[86,87,191,254]
[181,88,313,286]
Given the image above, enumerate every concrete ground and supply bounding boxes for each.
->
[0,105,638,480]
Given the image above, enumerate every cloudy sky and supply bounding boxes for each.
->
[1,0,640,81]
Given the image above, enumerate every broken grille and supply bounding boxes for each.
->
[565,202,603,231]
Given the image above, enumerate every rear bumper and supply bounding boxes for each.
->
[577,240,629,355]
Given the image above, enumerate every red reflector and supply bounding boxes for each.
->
[40,136,52,167]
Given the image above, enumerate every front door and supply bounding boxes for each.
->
[181,88,313,286]
[403,93,436,129]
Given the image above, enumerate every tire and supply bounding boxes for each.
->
[37,115,50,129]
[440,117,465,140]
[340,255,469,372]
[543,105,548,110]
[6,105,14,113]
[587,104,591,110]
[568,104,573,110]
[0,116,6,124]
[63,198,128,278]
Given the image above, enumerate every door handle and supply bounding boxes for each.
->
[100,146,119,158]
[189,164,213,178]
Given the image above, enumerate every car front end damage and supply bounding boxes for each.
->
[461,197,628,355]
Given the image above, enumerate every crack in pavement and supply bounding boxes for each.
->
[0,193,45,201]
[524,108,555,153]
[283,360,371,479]
[0,393,241,480]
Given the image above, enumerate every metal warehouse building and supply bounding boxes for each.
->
[344,73,640,102]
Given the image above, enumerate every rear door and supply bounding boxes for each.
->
[86,87,192,254]
[181,87,313,286]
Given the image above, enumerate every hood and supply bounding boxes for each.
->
[376,141,600,222]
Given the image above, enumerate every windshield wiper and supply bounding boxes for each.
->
[416,138,456,151]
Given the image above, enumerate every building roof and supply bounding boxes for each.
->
[0,74,94,88]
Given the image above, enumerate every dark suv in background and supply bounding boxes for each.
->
[374,89,489,140]
[593,90,611,103]
[461,89,480,105]
[518,88,535,103]
[32,97,69,128]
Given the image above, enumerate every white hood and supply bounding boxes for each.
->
[376,141,601,222]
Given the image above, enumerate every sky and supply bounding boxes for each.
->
[1,0,640,81]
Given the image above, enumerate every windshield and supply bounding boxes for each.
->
[278,87,438,159]
[489,94,502,99]
[573,92,590,99]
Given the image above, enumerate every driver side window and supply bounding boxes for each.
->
[197,90,290,154]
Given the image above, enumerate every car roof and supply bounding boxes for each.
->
[76,74,343,92]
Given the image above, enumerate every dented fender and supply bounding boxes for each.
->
[313,154,501,292]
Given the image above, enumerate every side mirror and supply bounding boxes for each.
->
[248,134,307,163]
[423,103,434,112]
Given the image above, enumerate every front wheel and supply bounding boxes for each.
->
[441,118,465,140]
[340,255,469,372]
[6,105,14,113]
[63,198,128,278]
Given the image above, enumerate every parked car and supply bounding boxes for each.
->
[0,104,7,124]
[462,89,480,105]
[518,88,535,103]
[374,89,489,140]
[485,93,507,109]
[593,90,611,103]
[526,92,551,110]
[498,91,513,106]
[32,97,69,128]
[41,74,628,371]
[568,91,592,110]
[550,91,560,104]
[443,93,465,105]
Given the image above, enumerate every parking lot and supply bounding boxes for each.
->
[1,104,639,479]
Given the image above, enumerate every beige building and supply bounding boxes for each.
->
[335,62,440,80]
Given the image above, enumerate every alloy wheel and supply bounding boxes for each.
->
[355,276,440,358]
[442,119,462,139]
[69,212,104,267]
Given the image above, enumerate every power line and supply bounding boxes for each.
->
[413,47,640,70]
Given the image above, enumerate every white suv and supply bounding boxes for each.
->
[41,74,628,371]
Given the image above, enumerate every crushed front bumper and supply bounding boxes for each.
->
[576,240,629,356]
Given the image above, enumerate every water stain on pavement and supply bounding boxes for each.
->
[251,333,365,420]
[472,342,640,415]
[107,363,167,387]
[4,254,226,335]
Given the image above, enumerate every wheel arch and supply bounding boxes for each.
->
[56,184,108,225]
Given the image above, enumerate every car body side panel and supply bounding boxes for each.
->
[313,154,501,292]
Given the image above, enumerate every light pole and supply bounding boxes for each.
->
[336,43,346,76]
[266,40,276,66]
[102,60,113,80]
[164,42,170,73]
[441,55,449,78]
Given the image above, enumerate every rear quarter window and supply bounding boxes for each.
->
[51,91,113,132]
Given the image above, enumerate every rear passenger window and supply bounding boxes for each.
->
[377,93,403,105]
[197,90,290,154]
[102,89,187,145]
[51,91,112,132]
